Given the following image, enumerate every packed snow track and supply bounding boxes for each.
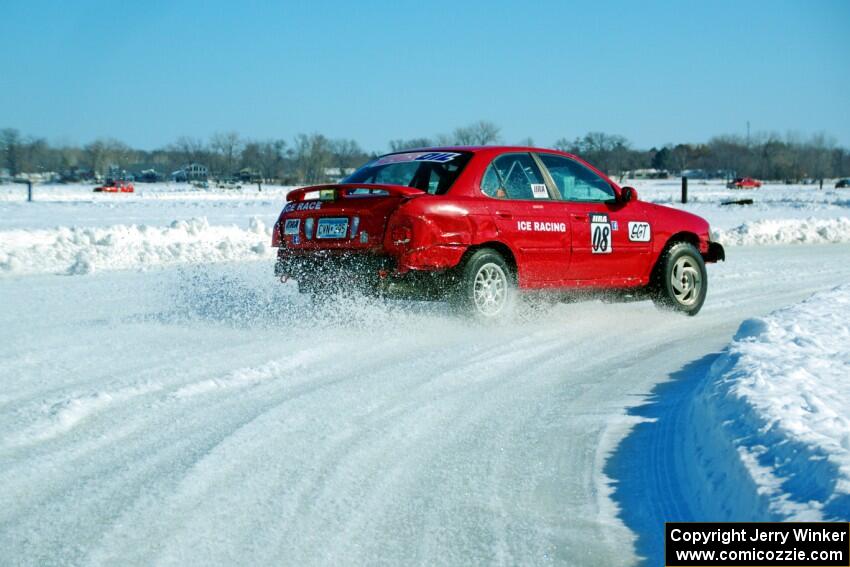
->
[1,244,849,566]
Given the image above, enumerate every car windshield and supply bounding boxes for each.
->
[343,151,472,195]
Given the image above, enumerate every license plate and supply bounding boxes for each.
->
[283,218,300,235]
[316,217,349,239]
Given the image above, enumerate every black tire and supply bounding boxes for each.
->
[453,248,517,320]
[651,242,707,316]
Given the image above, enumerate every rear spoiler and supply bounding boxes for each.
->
[286,183,424,202]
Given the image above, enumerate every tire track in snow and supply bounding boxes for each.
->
[43,319,517,565]
[146,309,693,566]
[87,331,536,565]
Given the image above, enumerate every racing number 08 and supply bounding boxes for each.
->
[592,224,610,253]
[590,214,612,254]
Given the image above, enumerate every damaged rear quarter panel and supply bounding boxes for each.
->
[390,198,497,270]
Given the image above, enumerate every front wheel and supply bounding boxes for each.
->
[454,248,517,320]
[651,242,707,316]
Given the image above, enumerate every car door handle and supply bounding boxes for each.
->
[496,211,513,219]
[571,214,586,221]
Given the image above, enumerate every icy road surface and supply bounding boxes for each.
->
[2,245,850,566]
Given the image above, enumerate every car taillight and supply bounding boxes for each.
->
[304,217,314,239]
[350,216,360,239]
[391,225,412,245]
[271,221,281,246]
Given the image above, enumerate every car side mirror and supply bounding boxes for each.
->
[620,186,638,203]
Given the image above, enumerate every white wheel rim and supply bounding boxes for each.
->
[473,262,508,317]
[671,256,702,306]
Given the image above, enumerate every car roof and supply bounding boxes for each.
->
[376,146,620,193]
[385,145,580,159]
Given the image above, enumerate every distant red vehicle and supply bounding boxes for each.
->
[727,177,761,189]
[272,147,725,318]
[93,179,134,193]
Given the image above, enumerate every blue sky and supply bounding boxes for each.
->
[1,0,848,151]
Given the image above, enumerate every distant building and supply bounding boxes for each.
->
[58,168,96,183]
[18,171,58,183]
[137,169,162,183]
[630,168,669,179]
[238,167,262,183]
[172,163,208,182]
[681,168,736,180]
[323,167,356,180]
[681,169,709,179]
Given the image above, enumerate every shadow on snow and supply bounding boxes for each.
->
[604,353,721,566]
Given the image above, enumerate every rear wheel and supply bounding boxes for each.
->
[454,248,517,320]
[651,241,707,315]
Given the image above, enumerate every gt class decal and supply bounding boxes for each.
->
[628,221,651,242]
[590,213,612,254]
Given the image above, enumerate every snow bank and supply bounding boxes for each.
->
[713,217,850,246]
[0,217,274,276]
[693,285,850,520]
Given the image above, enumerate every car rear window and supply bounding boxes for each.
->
[343,151,472,195]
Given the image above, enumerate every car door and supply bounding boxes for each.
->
[479,152,571,285]
[535,152,652,284]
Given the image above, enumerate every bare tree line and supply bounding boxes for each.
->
[0,128,374,184]
[2,121,849,184]
[553,131,850,182]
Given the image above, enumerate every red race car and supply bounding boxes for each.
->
[726,177,761,189]
[93,179,134,193]
[272,147,725,318]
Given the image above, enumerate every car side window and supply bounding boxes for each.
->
[537,153,616,202]
[480,153,548,200]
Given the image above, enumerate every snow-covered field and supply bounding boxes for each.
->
[1,179,849,565]
[2,180,850,277]
[0,182,293,230]
[631,178,850,228]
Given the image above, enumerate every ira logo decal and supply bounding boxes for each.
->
[530,184,549,199]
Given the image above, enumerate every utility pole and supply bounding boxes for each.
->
[746,121,751,147]
[14,179,32,202]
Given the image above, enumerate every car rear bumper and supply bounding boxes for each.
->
[275,249,394,280]
[275,248,454,299]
